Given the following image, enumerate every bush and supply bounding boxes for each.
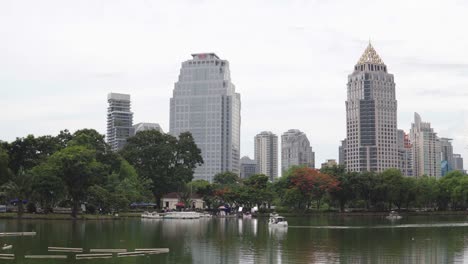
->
[26,203,37,213]
[86,204,96,214]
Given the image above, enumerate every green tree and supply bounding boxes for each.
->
[213,172,240,186]
[121,131,203,208]
[414,176,438,210]
[322,165,357,212]
[45,146,106,217]
[30,169,65,213]
[0,146,12,183]
[189,180,215,209]
[0,168,32,217]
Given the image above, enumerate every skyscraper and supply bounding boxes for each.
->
[410,113,441,178]
[439,138,454,176]
[107,93,134,151]
[339,139,347,166]
[240,156,257,179]
[170,53,241,182]
[453,154,465,173]
[281,129,315,172]
[397,129,413,176]
[255,131,278,181]
[345,43,398,172]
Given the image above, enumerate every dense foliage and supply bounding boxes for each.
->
[1,129,468,217]
[0,129,201,217]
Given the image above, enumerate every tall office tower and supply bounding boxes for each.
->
[345,43,398,173]
[410,113,441,178]
[169,53,241,182]
[339,139,347,166]
[255,131,278,181]
[107,93,134,152]
[453,154,465,173]
[397,129,413,176]
[439,138,454,176]
[281,129,315,172]
[240,156,257,179]
[133,123,164,135]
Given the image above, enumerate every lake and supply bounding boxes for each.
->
[1,215,468,263]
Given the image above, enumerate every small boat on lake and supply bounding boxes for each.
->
[386,211,402,220]
[141,211,162,219]
[268,214,288,227]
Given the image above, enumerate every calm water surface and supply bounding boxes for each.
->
[1,215,468,263]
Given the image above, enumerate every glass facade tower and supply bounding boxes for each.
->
[170,53,241,182]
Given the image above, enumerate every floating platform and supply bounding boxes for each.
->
[0,253,14,260]
[90,248,127,253]
[76,253,112,259]
[117,251,147,257]
[48,246,83,252]
[0,232,36,237]
[25,255,67,259]
[135,248,170,253]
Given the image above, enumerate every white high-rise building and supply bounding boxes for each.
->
[107,93,134,151]
[255,131,278,181]
[170,53,241,182]
[410,113,441,178]
[345,43,399,173]
[281,129,315,173]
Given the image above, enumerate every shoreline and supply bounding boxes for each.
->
[1,211,468,220]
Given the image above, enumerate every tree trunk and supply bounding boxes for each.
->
[340,200,345,213]
[17,201,24,218]
[71,201,79,218]
[155,195,162,209]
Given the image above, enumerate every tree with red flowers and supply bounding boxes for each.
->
[279,166,340,210]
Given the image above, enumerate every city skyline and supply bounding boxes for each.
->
[2,1,468,169]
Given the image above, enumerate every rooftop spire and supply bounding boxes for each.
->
[357,42,385,65]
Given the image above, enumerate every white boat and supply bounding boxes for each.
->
[163,212,201,219]
[268,214,288,227]
[141,211,162,219]
[2,244,12,250]
[386,211,402,220]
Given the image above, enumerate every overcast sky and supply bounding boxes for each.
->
[1,0,468,168]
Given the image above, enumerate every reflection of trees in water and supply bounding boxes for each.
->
[4,217,468,263]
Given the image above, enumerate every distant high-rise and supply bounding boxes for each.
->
[240,156,257,179]
[321,159,338,169]
[345,43,398,173]
[281,129,315,172]
[439,138,454,176]
[339,139,347,166]
[397,129,413,176]
[410,113,441,178]
[255,131,278,181]
[133,123,163,135]
[453,154,465,174]
[107,93,134,151]
[169,53,241,182]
